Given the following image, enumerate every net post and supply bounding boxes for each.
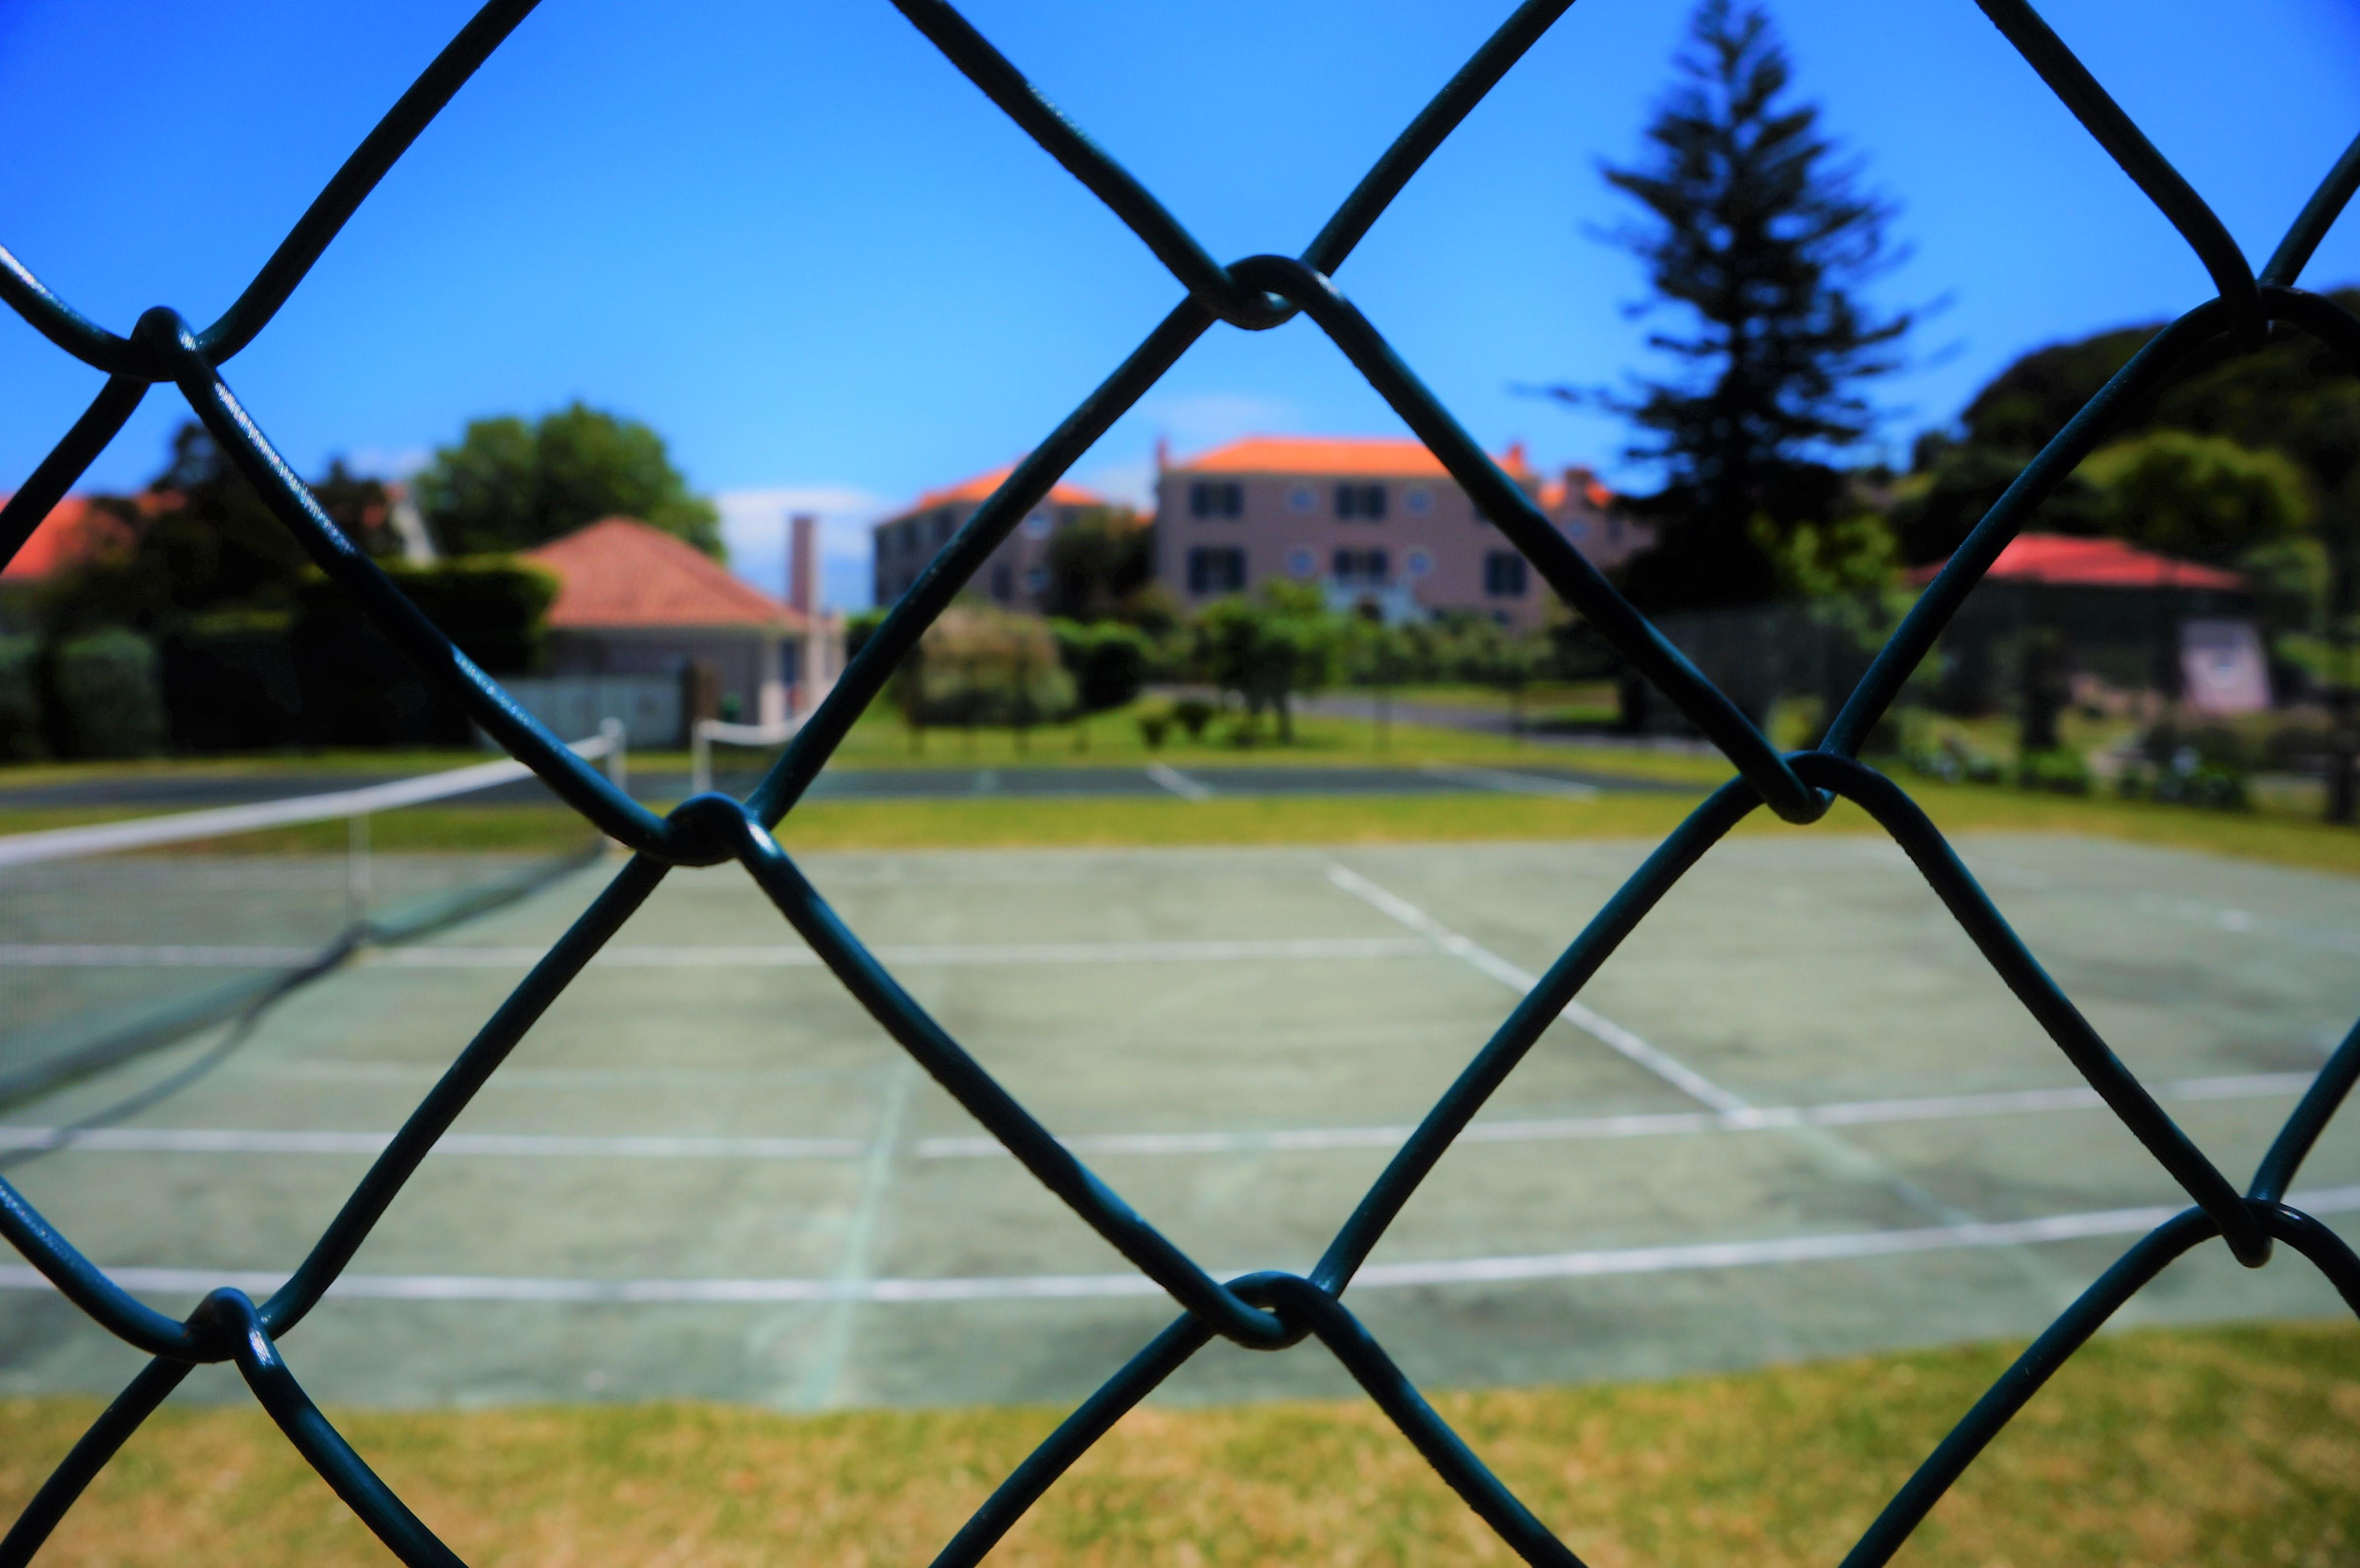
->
[344,811,371,933]
[690,718,712,798]
[599,717,629,856]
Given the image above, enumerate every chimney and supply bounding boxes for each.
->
[788,513,817,618]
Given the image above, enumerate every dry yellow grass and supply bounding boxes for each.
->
[5,1322,2356,1568]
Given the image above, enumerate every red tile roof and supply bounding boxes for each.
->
[525,517,804,631]
[1908,533,2245,592]
[1169,434,1539,481]
[0,494,144,580]
[902,464,1103,517]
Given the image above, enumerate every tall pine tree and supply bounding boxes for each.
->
[1562,0,1912,611]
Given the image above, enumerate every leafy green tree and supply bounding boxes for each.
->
[415,402,723,558]
[1893,287,2360,567]
[1041,508,1162,625]
[46,422,394,637]
[1197,581,1342,742]
[1550,0,1912,612]
[2080,430,2310,564]
[1886,436,2108,566]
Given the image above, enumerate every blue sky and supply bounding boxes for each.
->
[3,0,2357,608]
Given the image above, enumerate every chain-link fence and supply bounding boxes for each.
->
[6,2,2360,1564]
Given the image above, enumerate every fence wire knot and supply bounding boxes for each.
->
[5,2,2360,1567]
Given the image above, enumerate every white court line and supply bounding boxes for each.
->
[11,1183,2352,1305]
[1324,863,1752,1116]
[912,1072,2320,1158]
[0,937,1431,970]
[1420,763,1600,801]
[1144,761,1212,801]
[1,1073,2314,1165]
[0,1127,866,1159]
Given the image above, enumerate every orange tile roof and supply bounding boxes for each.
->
[901,464,1103,517]
[0,494,142,580]
[1169,435,1539,480]
[525,517,805,631]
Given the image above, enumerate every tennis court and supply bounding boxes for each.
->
[2,831,2356,1411]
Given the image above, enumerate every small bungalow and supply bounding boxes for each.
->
[524,517,821,735]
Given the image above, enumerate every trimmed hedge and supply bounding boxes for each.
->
[166,611,305,751]
[0,635,40,759]
[290,558,558,747]
[53,628,167,758]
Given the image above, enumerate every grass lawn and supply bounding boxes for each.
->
[7,759,2360,876]
[4,1322,2352,1568]
[797,706,1673,771]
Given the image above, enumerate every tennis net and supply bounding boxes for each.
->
[0,724,625,1107]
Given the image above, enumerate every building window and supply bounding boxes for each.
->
[934,510,958,545]
[1187,546,1247,594]
[1334,482,1387,520]
[990,562,1014,601]
[1285,547,1316,578]
[1287,486,1316,513]
[1190,480,1243,519]
[1483,551,1529,597]
[1024,565,1049,593]
[1405,487,1432,515]
[1406,549,1433,579]
[1022,512,1052,540]
[1333,547,1390,586]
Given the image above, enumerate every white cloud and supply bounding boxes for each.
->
[345,446,432,479]
[715,486,889,611]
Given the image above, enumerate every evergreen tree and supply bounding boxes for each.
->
[1555,0,1912,611]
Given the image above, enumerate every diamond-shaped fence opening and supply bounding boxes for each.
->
[5,2,2360,1565]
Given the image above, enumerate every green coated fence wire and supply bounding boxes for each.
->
[7,2,2360,1566]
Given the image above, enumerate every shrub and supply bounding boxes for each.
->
[1051,620,1150,713]
[1171,697,1215,741]
[2016,746,2092,796]
[53,627,166,757]
[2120,738,2251,811]
[896,604,1076,728]
[292,557,558,746]
[165,611,303,752]
[0,634,42,759]
[1905,732,2002,786]
[1136,710,1171,749]
[844,608,887,663]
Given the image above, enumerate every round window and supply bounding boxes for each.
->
[1406,549,1433,579]
[1021,513,1052,540]
[1286,547,1317,578]
[1405,488,1432,515]
[1287,487,1316,513]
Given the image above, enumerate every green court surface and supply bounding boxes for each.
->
[2,834,2356,1411]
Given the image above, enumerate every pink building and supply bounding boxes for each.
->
[1152,436,1648,630]
[872,465,1117,611]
